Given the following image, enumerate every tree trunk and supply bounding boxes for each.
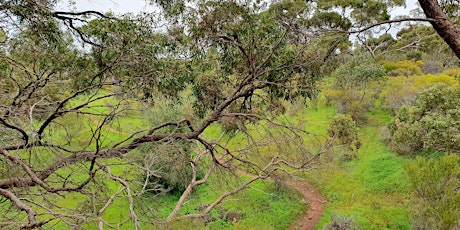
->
[418,0,460,59]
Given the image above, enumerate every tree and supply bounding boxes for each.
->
[4,0,460,229]
[418,0,460,59]
[0,1,343,228]
[325,54,386,123]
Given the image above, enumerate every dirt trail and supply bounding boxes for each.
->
[232,167,326,230]
[285,179,327,230]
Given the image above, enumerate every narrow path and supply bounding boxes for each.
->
[232,167,326,230]
[285,180,327,230]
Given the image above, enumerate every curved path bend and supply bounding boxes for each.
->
[232,166,326,230]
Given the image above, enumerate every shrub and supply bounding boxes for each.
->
[331,54,385,123]
[323,214,361,230]
[422,61,442,74]
[440,67,460,80]
[412,74,458,90]
[333,54,385,90]
[388,84,460,154]
[381,60,423,77]
[379,76,417,111]
[406,155,460,230]
[379,74,458,112]
[328,114,361,159]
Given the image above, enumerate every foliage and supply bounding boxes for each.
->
[372,25,457,67]
[317,0,403,23]
[0,1,349,228]
[323,214,361,230]
[327,54,385,123]
[380,60,424,77]
[405,154,460,230]
[388,84,460,154]
[378,73,458,111]
[328,114,361,160]
[440,67,460,80]
[333,54,386,90]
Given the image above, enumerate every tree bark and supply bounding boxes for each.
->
[418,0,460,59]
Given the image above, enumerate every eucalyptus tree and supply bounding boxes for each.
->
[0,1,344,228]
[2,0,460,229]
[418,0,460,59]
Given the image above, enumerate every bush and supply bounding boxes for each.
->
[388,84,460,154]
[406,155,460,230]
[379,74,458,112]
[323,214,361,230]
[328,114,361,159]
[381,60,423,77]
[333,54,385,90]
[378,76,417,111]
[440,67,460,80]
[422,61,441,74]
[330,54,385,123]
[412,74,458,90]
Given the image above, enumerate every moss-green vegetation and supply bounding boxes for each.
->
[31,92,308,229]
[299,108,412,229]
[160,174,305,230]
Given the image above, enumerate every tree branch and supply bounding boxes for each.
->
[348,18,437,34]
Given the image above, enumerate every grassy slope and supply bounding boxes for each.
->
[302,108,412,229]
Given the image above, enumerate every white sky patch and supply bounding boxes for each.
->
[56,0,423,45]
[55,0,156,14]
[392,0,420,17]
[58,0,420,17]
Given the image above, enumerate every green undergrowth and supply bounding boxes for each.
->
[32,90,308,229]
[159,172,306,230]
[28,88,417,229]
[303,108,413,229]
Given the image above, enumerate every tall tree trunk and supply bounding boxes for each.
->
[418,0,460,59]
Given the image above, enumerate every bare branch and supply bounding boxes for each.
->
[98,162,141,230]
[0,188,37,229]
[347,18,436,34]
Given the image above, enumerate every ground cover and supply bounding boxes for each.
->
[303,108,413,229]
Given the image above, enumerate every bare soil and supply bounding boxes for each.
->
[285,179,327,230]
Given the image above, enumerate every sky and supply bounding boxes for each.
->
[55,0,156,13]
[57,0,420,17]
[55,0,422,40]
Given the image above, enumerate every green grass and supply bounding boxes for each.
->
[23,91,309,229]
[302,108,412,229]
[158,172,306,230]
[11,88,420,230]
